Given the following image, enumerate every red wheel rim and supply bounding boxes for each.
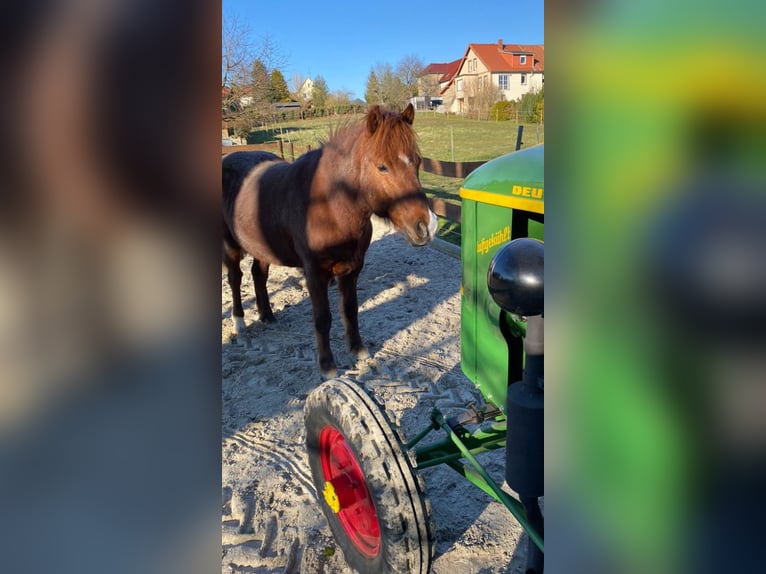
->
[319,425,381,558]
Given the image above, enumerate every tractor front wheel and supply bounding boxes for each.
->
[304,377,433,574]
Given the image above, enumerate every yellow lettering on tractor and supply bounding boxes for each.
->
[476,225,511,254]
[511,185,543,200]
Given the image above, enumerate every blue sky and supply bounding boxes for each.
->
[222,0,544,101]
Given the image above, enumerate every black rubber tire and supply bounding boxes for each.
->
[305,377,434,574]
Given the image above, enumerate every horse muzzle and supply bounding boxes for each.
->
[406,210,438,246]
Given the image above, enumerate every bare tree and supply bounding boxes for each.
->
[465,76,502,120]
[365,56,425,108]
[221,15,253,117]
[369,63,408,109]
[396,54,425,97]
[245,35,289,124]
[418,73,441,98]
[222,16,291,134]
[254,34,288,78]
[326,89,354,115]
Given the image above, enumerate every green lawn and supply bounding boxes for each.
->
[413,113,543,161]
[244,112,544,247]
[247,112,543,161]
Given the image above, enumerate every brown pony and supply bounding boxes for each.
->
[223,104,436,377]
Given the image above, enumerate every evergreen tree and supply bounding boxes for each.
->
[270,69,291,102]
[365,64,408,108]
[365,70,381,104]
[249,59,271,107]
[312,75,329,111]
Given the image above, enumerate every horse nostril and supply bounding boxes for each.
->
[416,220,428,239]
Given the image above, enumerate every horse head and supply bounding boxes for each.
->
[359,104,437,246]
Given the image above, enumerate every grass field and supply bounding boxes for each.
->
[248,112,543,161]
[246,112,544,246]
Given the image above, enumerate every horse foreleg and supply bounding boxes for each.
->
[251,259,275,323]
[305,269,336,378]
[337,270,369,360]
[224,244,246,334]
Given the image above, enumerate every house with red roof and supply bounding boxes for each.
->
[433,40,544,115]
[418,59,462,99]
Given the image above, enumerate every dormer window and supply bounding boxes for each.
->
[520,55,527,65]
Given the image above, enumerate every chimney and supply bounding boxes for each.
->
[498,39,503,51]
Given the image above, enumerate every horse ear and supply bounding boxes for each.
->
[402,103,415,125]
[366,105,383,133]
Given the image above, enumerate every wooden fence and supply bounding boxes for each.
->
[221,141,311,162]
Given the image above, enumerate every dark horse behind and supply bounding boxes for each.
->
[223,104,437,377]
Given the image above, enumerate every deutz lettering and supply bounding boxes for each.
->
[512,185,543,199]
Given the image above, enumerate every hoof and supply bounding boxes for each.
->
[232,316,247,334]
[260,312,276,324]
[353,346,370,360]
[319,357,338,380]
[321,367,338,380]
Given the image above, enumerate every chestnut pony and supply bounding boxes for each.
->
[223,104,437,377]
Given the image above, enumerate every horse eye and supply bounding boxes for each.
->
[377,164,389,173]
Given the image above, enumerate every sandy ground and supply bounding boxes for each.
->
[222,217,532,573]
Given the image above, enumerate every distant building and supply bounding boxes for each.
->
[418,59,461,99]
[298,78,314,101]
[408,95,444,111]
[422,40,544,115]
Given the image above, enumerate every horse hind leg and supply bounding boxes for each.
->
[337,270,369,360]
[251,259,275,323]
[223,241,247,334]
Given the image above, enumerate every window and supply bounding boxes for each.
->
[520,55,527,65]
[498,74,509,90]
[457,78,463,92]
[520,74,527,85]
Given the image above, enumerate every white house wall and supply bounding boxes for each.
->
[496,73,544,102]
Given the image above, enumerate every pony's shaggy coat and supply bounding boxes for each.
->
[223,104,436,376]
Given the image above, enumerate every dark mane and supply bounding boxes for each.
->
[321,109,420,162]
[367,109,420,162]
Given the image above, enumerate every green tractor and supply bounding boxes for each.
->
[304,145,545,574]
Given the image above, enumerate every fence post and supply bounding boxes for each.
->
[515,125,524,151]
[277,140,284,159]
[289,141,295,162]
